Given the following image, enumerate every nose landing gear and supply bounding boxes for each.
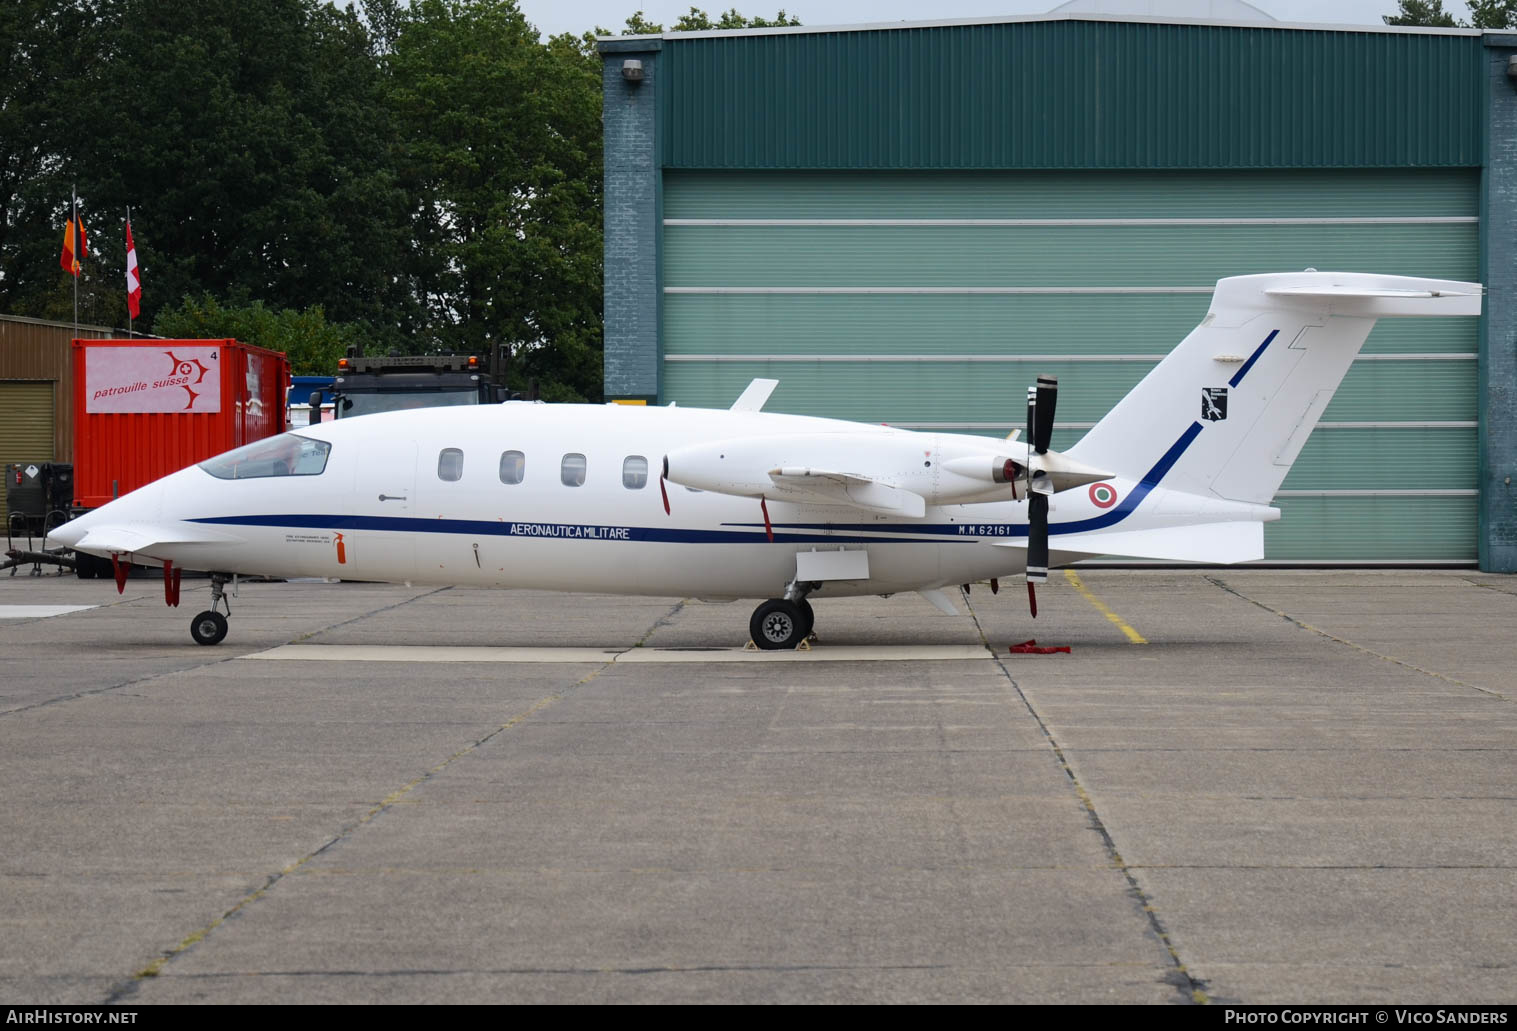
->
[190,574,233,646]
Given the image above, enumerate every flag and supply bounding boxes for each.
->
[59,210,87,276]
[125,219,141,318]
[60,220,78,275]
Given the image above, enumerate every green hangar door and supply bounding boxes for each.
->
[660,168,1480,563]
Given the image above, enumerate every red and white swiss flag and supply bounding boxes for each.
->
[125,218,141,319]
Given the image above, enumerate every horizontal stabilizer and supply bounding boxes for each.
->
[1263,278,1481,318]
[994,521,1264,564]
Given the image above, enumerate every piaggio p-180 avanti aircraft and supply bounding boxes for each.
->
[50,272,1481,647]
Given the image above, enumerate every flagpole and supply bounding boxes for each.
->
[126,206,132,338]
[72,185,78,339]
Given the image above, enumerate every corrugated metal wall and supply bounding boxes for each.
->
[659,22,1482,169]
[660,168,1480,561]
[0,316,117,469]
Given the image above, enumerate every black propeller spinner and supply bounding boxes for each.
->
[1025,375,1057,616]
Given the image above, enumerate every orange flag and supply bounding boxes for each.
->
[59,214,87,276]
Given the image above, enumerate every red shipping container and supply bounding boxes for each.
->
[71,338,290,510]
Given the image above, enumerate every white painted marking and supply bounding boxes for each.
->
[0,605,98,619]
[241,644,993,664]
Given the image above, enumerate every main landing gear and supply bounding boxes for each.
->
[190,574,233,646]
[748,580,817,650]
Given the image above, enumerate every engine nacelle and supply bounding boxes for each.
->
[663,432,1112,511]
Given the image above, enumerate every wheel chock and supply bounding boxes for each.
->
[1008,639,1070,655]
[743,639,759,651]
[794,638,812,651]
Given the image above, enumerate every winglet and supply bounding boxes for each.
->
[730,379,779,412]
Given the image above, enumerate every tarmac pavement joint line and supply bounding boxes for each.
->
[100,597,681,1003]
[1063,570,1148,644]
[238,643,996,663]
[1206,576,1511,703]
[962,590,1209,1006]
[0,585,454,720]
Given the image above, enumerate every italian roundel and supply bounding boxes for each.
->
[1088,482,1119,509]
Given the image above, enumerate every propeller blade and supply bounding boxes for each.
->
[1034,375,1057,454]
[1027,492,1049,586]
[660,457,671,515]
[760,496,774,542]
[1025,386,1036,499]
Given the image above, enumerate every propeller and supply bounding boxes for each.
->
[1024,376,1056,617]
[660,456,671,515]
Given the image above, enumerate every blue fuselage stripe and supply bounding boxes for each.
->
[190,411,1220,545]
[191,422,1209,544]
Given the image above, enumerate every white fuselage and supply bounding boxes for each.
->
[65,403,1115,599]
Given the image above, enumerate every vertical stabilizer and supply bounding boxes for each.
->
[1065,272,1481,505]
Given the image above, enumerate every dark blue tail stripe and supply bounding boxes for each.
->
[1228,329,1279,388]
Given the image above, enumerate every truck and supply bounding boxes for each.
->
[65,338,290,577]
[325,349,517,420]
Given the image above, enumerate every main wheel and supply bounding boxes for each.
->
[73,552,102,579]
[750,598,806,650]
[190,610,229,646]
[796,598,815,640]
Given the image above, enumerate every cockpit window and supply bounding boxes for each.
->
[199,434,332,480]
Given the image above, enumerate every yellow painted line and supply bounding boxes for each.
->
[1063,570,1147,644]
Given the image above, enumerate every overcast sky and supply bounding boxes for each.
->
[515,0,1454,38]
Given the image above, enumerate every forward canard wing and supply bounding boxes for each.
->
[70,523,242,559]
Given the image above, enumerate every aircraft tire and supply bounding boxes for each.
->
[190,611,229,646]
[750,598,806,650]
[796,598,814,640]
[73,553,99,579]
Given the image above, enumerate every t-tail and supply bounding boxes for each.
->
[1056,272,1482,564]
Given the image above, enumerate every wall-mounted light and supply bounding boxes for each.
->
[622,59,644,85]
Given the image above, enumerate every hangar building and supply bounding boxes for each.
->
[598,13,1517,571]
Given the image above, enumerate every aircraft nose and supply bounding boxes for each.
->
[49,480,167,550]
[48,514,88,548]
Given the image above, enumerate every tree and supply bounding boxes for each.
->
[383,0,603,401]
[1466,0,1517,27]
[0,0,109,322]
[1383,0,1515,26]
[1383,0,1462,23]
[608,7,801,34]
[153,293,361,375]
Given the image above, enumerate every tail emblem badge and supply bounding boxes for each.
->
[1202,387,1228,422]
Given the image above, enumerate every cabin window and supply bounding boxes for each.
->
[561,453,586,487]
[499,450,525,485]
[438,448,464,482]
[622,455,648,489]
[200,434,331,480]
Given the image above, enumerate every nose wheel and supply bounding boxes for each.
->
[749,597,815,650]
[190,610,228,646]
[189,573,233,646]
